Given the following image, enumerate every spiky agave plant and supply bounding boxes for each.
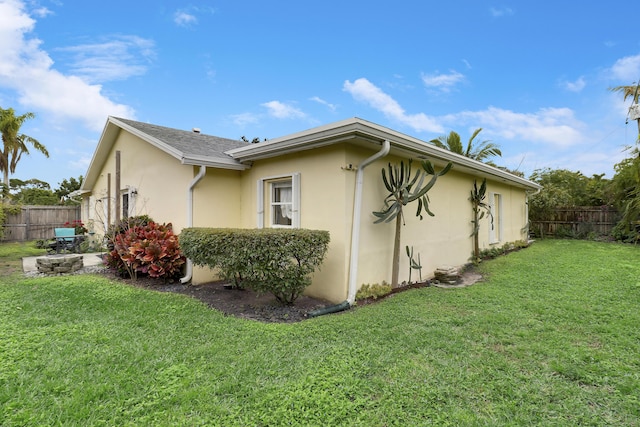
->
[373,159,451,287]
[470,178,493,263]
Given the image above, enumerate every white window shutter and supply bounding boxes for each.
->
[256,179,264,228]
[129,188,137,217]
[292,173,301,228]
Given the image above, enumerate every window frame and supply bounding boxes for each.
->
[121,187,137,219]
[257,173,300,228]
[489,191,503,244]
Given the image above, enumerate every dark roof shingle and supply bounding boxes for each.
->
[114,117,248,161]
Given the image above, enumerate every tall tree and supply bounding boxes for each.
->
[0,107,49,193]
[430,128,502,162]
[609,83,640,240]
[55,176,84,204]
[609,84,639,103]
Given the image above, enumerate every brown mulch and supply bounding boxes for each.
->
[101,268,483,323]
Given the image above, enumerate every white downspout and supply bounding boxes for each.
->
[346,140,390,305]
[180,165,207,284]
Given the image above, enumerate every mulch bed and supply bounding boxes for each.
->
[100,268,482,323]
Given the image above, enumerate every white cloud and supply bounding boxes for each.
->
[0,0,136,131]
[309,96,336,112]
[343,78,588,149]
[421,70,465,92]
[343,78,443,133]
[174,11,197,27]
[490,7,514,17]
[68,154,92,172]
[562,76,586,92]
[231,112,260,126]
[32,6,52,17]
[262,101,306,119]
[173,6,216,27]
[608,54,640,82]
[57,35,156,82]
[455,106,586,148]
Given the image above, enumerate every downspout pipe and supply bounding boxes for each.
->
[347,139,390,304]
[308,140,391,318]
[180,165,207,284]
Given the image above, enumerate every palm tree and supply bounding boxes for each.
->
[609,84,639,103]
[610,83,640,137]
[0,107,49,195]
[430,128,501,162]
[610,83,640,240]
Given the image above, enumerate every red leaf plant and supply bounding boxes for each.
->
[105,222,186,281]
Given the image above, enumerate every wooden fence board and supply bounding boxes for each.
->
[2,205,81,241]
[531,206,620,238]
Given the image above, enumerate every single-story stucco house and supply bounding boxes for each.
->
[77,116,541,304]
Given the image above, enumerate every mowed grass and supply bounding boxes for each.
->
[1,240,639,425]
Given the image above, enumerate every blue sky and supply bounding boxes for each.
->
[1,0,640,188]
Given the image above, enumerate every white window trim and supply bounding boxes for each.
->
[121,186,137,218]
[257,173,300,228]
[489,192,503,244]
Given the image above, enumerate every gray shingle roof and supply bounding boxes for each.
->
[113,117,248,162]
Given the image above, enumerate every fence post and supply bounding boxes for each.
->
[25,206,30,241]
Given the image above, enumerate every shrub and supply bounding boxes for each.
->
[611,220,640,243]
[180,228,330,304]
[63,220,88,235]
[356,282,392,301]
[477,240,530,262]
[106,222,186,281]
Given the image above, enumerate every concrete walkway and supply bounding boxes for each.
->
[22,252,107,273]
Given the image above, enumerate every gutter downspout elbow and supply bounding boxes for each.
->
[346,140,390,305]
[308,140,390,318]
[180,165,207,284]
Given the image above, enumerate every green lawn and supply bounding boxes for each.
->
[1,240,639,425]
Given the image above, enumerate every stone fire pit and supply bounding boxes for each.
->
[36,254,84,274]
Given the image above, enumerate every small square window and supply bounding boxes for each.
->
[271,180,293,227]
[257,173,300,228]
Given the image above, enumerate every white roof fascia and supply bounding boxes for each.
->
[110,117,184,161]
[226,118,368,159]
[181,154,249,170]
[391,135,541,190]
[111,117,248,171]
[227,117,540,190]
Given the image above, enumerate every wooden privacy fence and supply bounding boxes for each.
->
[2,205,81,242]
[531,206,620,238]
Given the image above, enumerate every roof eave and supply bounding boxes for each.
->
[181,155,249,170]
[227,117,540,190]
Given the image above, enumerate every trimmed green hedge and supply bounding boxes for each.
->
[180,228,330,304]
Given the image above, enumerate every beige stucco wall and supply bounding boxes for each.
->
[190,167,243,284]
[84,130,194,237]
[83,129,531,304]
[235,144,353,303]
[354,152,529,290]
